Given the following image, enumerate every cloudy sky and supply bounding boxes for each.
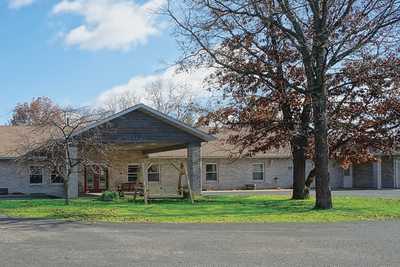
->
[0,0,206,123]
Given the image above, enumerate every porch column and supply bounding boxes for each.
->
[67,146,79,199]
[373,157,382,189]
[187,143,202,195]
[395,158,400,189]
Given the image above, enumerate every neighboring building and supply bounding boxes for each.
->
[0,104,399,198]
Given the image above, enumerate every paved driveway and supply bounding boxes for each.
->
[203,189,400,198]
[0,217,399,267]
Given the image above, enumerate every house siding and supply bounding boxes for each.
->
[382,157,395,188]
[353,163,375,188]
[94,110,202,144]
[0,160,64,197]
[0,156,395,197]
[200,158,343,190]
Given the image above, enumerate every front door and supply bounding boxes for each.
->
[85,165,108,193]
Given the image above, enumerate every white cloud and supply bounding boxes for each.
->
[52,0,166,51]
[95,66,212,109]
[8,0,35,9]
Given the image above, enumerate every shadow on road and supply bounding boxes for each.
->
[0,216,79,231]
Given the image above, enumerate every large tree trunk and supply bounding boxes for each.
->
[291,136,307,199]
[312,84,332,209]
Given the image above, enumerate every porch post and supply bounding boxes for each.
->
[143,162,149,205]
[187,142,202,195]
[68,146,79,199]
[373,157,382,189]
[394,158,400,189]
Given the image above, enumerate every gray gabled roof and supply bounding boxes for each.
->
[72,103,215,142]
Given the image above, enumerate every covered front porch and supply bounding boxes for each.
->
[79,144,199,200]
[68,104,214,200]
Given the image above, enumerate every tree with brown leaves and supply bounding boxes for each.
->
[10,96,61,126]
[167,0,400,209]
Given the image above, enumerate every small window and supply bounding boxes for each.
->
[252,163,264,181]
[148,164,160,182]
[343,167,351,176]
[206,163,218,181]
[30,166,43,184]
[51,170,64,184]
[128,165,140,182]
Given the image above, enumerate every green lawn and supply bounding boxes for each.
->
[0,195,399,223]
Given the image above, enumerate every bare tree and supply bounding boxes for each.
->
[145,78,206,125]
[100,77,207,126]
[104,91,142,114]
[16,107,111,205]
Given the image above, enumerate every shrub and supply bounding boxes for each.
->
[100,191,119,202]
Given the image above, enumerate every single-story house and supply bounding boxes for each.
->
[0,103,399,198]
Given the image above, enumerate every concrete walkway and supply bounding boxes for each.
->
[0,218,399,267]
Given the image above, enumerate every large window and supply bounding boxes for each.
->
[252,163,264,181]
[148,164,160,182]
[51,170,64,184]
[206,163,218,181]
[30,166,43,184]
[128,165,140,182]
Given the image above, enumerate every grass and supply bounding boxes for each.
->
[0,195,399,223]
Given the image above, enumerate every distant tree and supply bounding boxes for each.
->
[145,78,206,125]
[10,97,61,126]
[101,78,207,126]
[104,91,142,114]
[16,107,111,205]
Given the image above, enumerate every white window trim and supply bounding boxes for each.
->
[127,163,141,183]
[147,164,161,183]
[252,163,265,181]
[29,165,44,186]
[205,163,218,182]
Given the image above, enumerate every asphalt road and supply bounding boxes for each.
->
[0,217,399,267]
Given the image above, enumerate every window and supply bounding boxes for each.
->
[206,163,218,181]
[148,164,160,182]
[343,167,351,176]
[252,163,264,181]
[128,165,140,182]
[30,166,43,184]
[51,170,64,184]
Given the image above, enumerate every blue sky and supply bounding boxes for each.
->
[0,0,193,124]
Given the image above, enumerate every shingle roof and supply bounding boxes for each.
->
[0,126,41,158]
[148,131,291,159]
[0,126,291,159]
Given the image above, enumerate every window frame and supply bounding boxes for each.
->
[127,164,140,183]
[29,165,44,185]
[252,163,265,181]
[205,163,218,182]
[343,166,352,177]
[50,169,64,185]
[147,164,161,183]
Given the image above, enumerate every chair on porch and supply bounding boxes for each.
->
[117,182,144,200]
